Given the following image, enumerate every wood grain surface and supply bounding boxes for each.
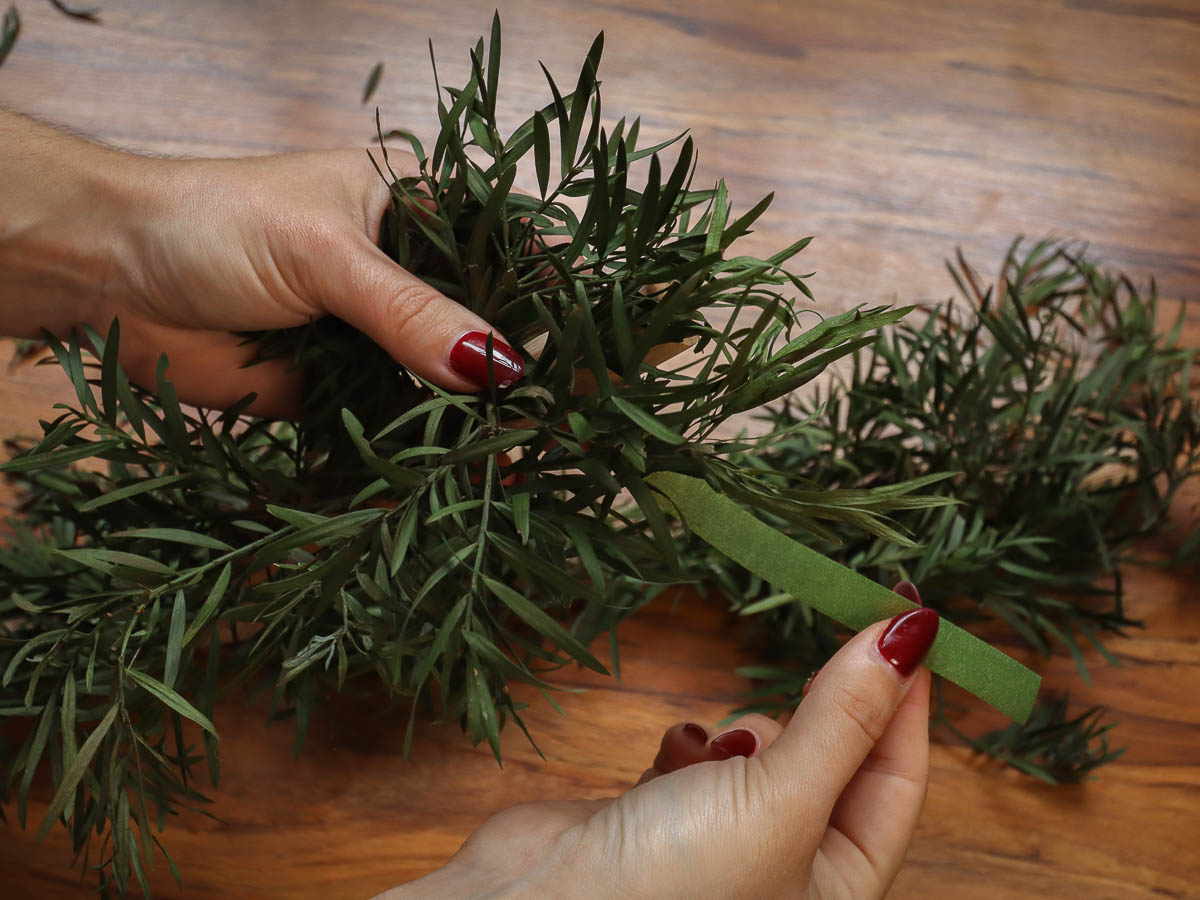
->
[2,1,1199,897]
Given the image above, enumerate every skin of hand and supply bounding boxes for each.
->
[0,108,521,415]
[379,585,938,900]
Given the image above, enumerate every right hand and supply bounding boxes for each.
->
[383,585,938,900]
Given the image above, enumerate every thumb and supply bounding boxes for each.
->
[322,237,525,392]
[758,608,939,824]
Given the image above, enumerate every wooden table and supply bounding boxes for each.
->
[2,1,1198,897]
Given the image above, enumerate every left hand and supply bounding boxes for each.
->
[0,110,524,417]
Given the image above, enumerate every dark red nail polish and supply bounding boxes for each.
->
[877,608,939,677]
[893,580,922,607]
[710,729,757,760]
[448,331,524,389]
[682,723,707,744]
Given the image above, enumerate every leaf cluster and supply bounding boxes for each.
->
[0,17,924,893]
[937,691,1124,784]
[685,239,1200,781]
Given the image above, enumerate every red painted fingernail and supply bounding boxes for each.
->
[682,723,707,744]
[877,608,940,677]
[711,729,757,759]
[893,581,922,607]
[448,331,524,389]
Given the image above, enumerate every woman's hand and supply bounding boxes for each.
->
[0,109,523,416]
[380,586,937,900]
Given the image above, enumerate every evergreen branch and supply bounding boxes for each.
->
[694,239,1199,776]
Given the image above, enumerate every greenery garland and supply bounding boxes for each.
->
[0,19,937,894]
[697,240,1200,782]
[2,13,1195,895]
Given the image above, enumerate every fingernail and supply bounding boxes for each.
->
[877,608,940,677]
[448,331,524,388]
[893,581,922,607]
[682,723,708,744]
[710,729,757,760]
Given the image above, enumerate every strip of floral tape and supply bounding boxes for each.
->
[647,471,1040,723]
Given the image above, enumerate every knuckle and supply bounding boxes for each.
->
[289,217,345,259]
[830,680,889,746]
[382,279,447,340]
[720,755,754,821]
[728,759,795,866]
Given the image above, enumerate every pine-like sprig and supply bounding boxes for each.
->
[0,18,932,894]
[690,239,1200,781]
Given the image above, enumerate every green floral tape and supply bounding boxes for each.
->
[648,472,1040,723]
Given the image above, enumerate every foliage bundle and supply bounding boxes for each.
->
[0,19,937,894]
[695,240,1200,783]
[3,11,1196,894]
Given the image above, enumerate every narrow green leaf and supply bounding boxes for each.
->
[108,528,232,552]
[720,192,774,248]
[482,576,608,674]
[491,532,602,603]
[511,492,531,544]
[60,674,77,774]
[486,10,501,119]
[634,152,662,250]
[36,702,119,842]
[155,354,192,462]
[704,180,729,256]
[623,472,679,572]
[48,0,100,20]
[563,31,603,173]
[99,318,120,424]
[611,397,685,445]
[411,596,467,690]
[442,428,538,465]
[19,688,58,827]
[54,548,175,576]
[163,591,187,689]
[182,563,231,647]
[389,502,420,575]
[0,6,19,67]
[78,474,193,512]
[0,439,122,474]
[114,365,147,440]
[533,112,551,197]
[362,61,384,104]
[266,504,328,529]
[124,668,218,737]
[342,408,426,488]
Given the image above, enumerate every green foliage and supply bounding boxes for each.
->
[0,18,920,893]
[938,690,1125,784]
[362,61,383,104]
[48,0,100,20]
[0,5,18,67]
[691,239,1200,781]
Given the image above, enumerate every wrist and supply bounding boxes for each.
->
[375,855,582,900]
[377,861,525,899]
[0,110,164,338]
